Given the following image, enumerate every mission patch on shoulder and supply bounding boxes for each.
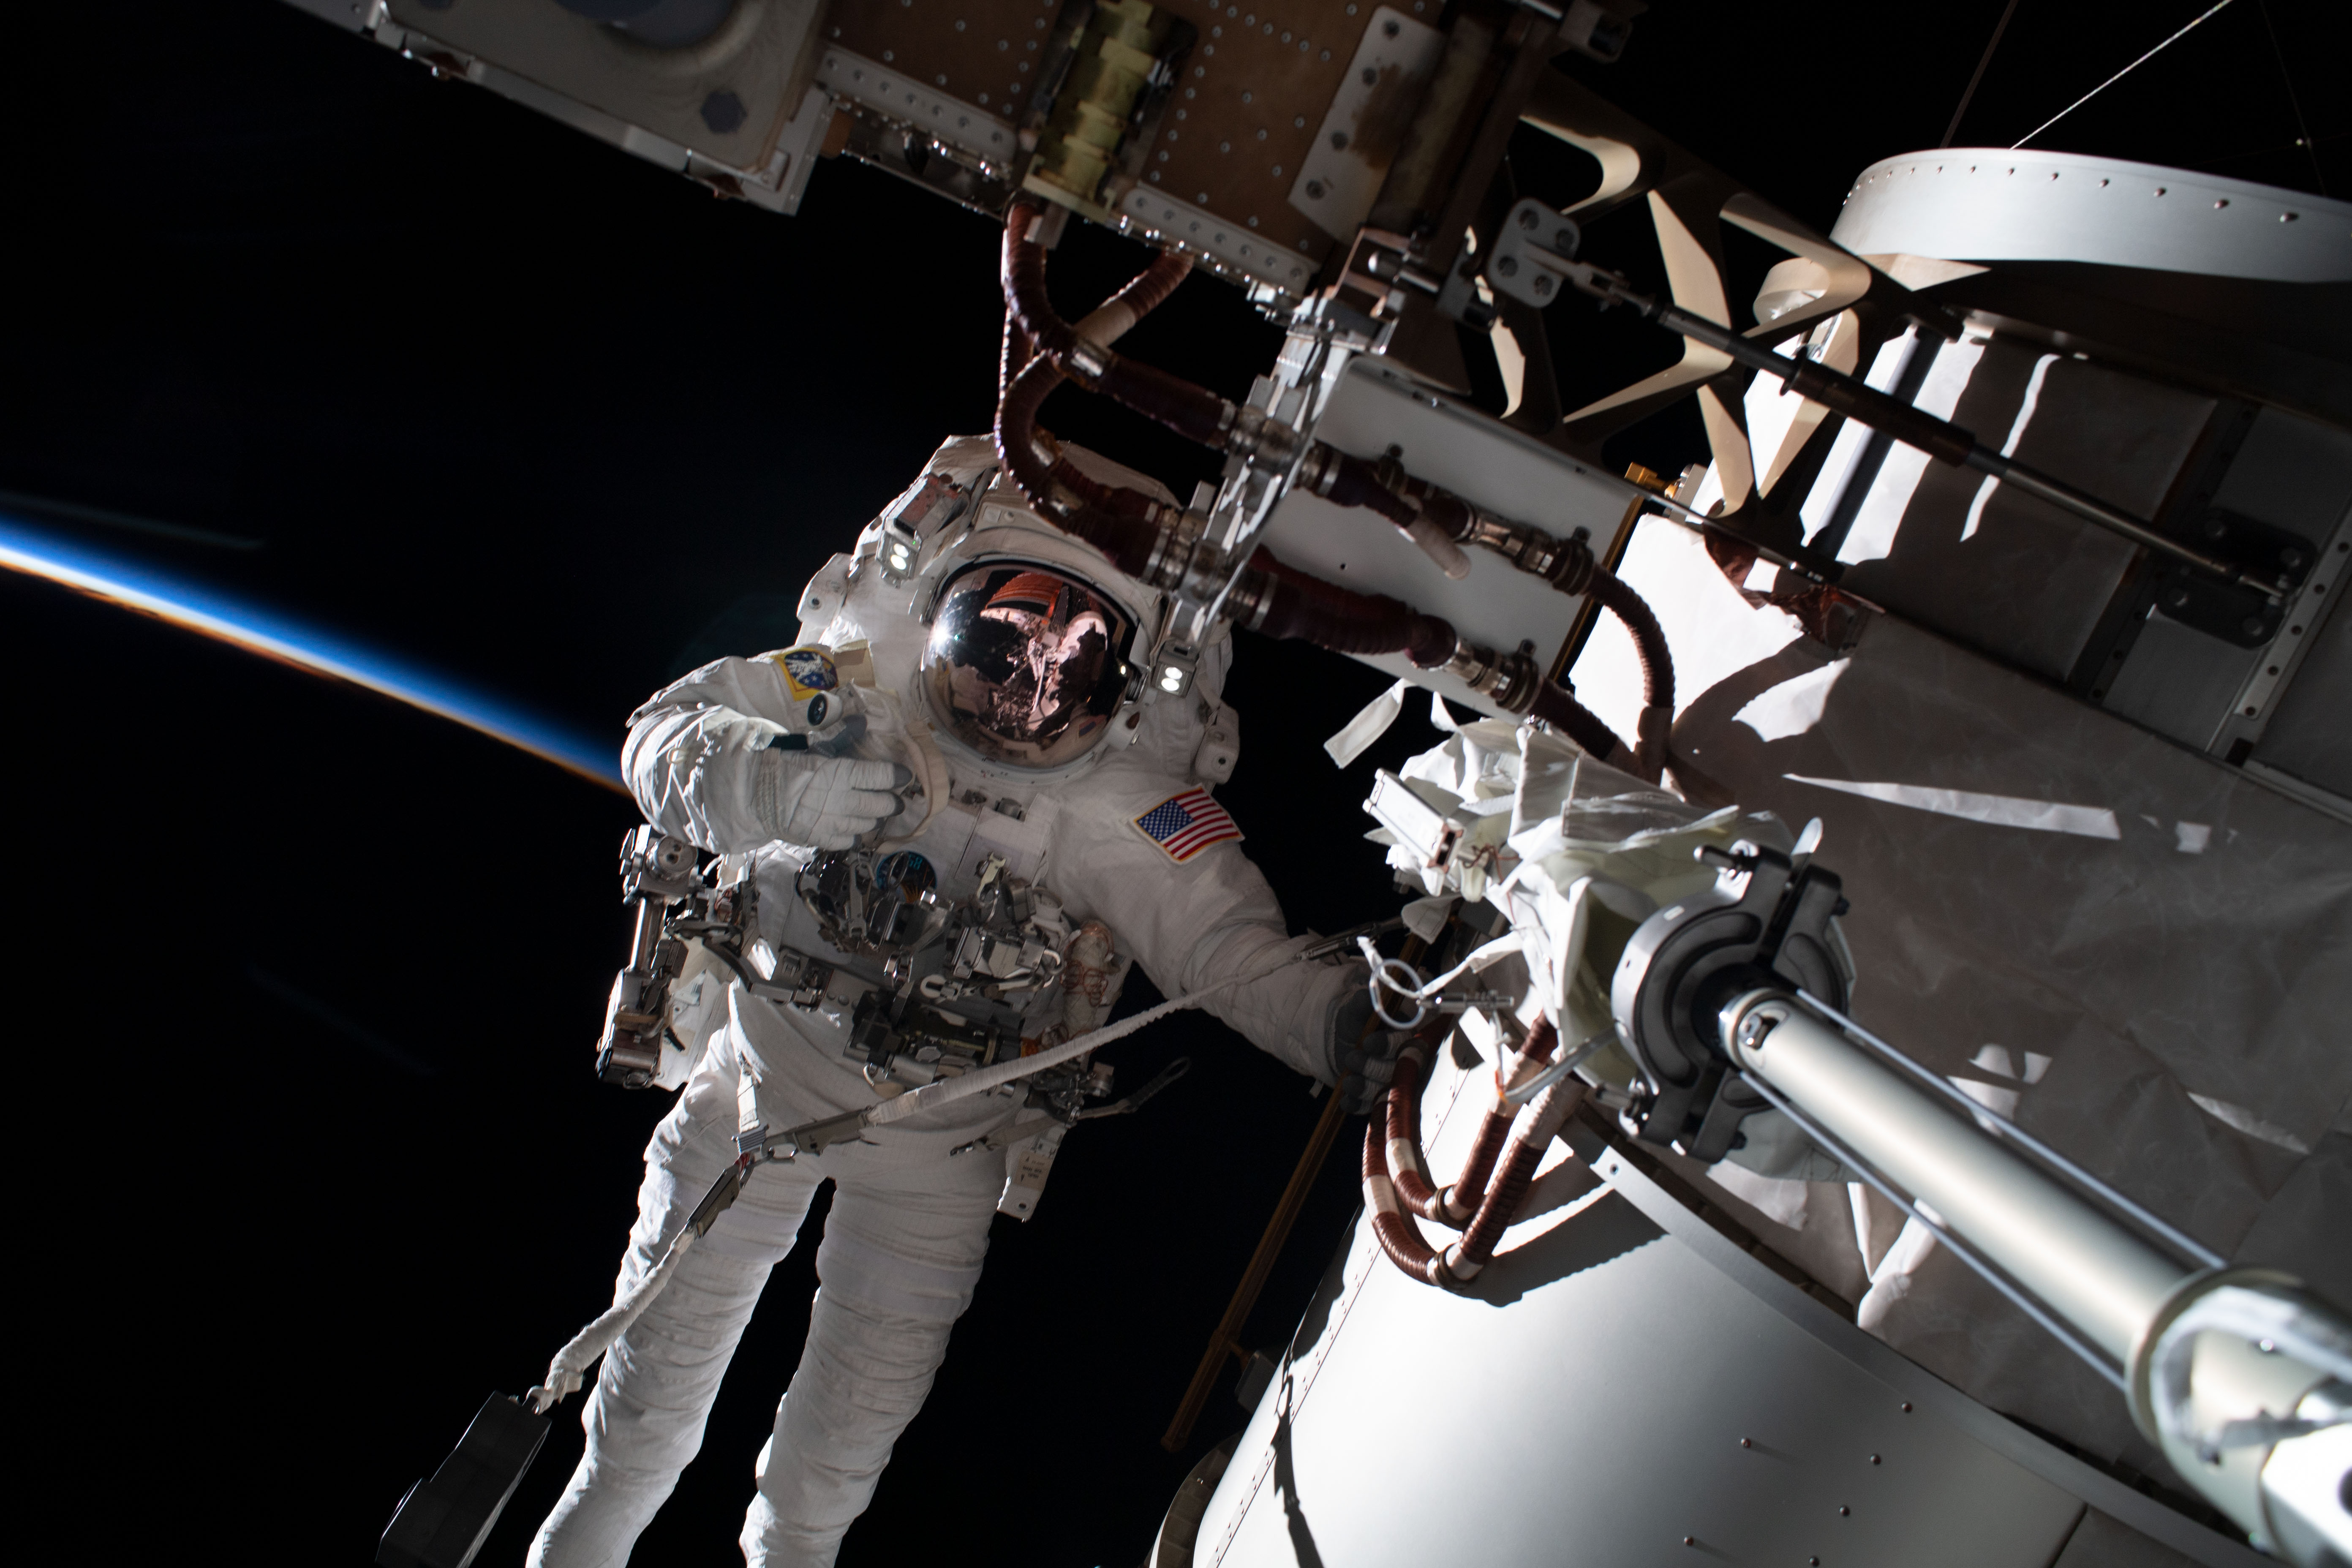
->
[769,645,839,700]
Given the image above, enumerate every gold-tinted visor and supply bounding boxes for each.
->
[920,562,1137,769]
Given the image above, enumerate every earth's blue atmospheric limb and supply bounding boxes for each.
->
[0,511,623,791]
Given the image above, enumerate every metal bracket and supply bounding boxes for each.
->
[1484,199,1583,312]
[2152,508,2318,648]
[740,1108,872,1163]
[1073,1056,1193,1120]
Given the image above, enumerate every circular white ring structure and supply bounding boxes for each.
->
[1830,149,2352,283]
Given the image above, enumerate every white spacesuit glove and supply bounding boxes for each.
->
[753,748,911,850]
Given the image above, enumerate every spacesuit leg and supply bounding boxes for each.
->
[740,1145,1006,1568]
[530,1071,822,1568]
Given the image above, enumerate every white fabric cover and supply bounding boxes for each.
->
[535,440,1356,1565]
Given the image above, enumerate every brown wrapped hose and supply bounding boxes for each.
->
[1380,1042,1442,1218]
[1364,1118,1453,1287]
[1438,1016,1558,1227]
[1528,681,1637,769]
[1450,1077,1588,1281]
[994,354,1162,580]
[1384,1038,1508,1227]
[1366,1016,1592,1288]
[991,237,1197,574]
[1001,202,1078,360]
[999,307,1029,405]
[1246,548,1458,668]
[1588,570,1674,714]
[1007,201,1331,466]
[1091,356,1233,449]
[1081,246,1192,339]
[1003,201,1230,439]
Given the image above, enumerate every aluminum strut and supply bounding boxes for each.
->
[1547,260,2291,598]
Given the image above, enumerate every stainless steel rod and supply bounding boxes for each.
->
[1552,257,2276,593]
[1734,1066,2129,1386]
[1794,989,2227,1270]
[1960,449,2229,582]
[1649,299,2258,589]
[1723,991,2194,1366]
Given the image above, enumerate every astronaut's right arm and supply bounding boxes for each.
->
[622,655,905,854]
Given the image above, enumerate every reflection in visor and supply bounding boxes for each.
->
[921,563,1137,769]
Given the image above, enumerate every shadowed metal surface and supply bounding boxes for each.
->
[1193,1033,2262,1568]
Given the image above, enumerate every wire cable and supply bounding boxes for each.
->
[2012,0,2237,150]
[1940,0,2023,148]
[2253,0,2329,195]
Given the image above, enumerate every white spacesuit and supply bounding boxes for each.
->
[530,437,1372,1567]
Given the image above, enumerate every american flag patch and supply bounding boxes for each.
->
[1132,788,1243,863]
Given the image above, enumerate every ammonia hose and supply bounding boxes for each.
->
[991,204,1644,768]
[1384,1038,1506,1227]
[1002,201,1231,446]
[1451,1077,1587,1281]
[1364,1119,1454,1287]
[992,229,1195,571]
[1587,570,1674,715]
[995,353,1162,580]
[1246,547,1458,668]
[1367,1017,1591,1287]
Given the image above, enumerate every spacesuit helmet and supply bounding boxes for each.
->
[918,560,1140,770]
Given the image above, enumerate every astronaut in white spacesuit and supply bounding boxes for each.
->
[529,437,1384,1567]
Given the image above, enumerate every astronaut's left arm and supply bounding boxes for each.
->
[1054,789,1359,1083]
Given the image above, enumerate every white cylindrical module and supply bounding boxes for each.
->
[1723,993,2194,1368]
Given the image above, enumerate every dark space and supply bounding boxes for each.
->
[0,2,2338,1563]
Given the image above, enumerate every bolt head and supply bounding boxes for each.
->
[1305,179,1326,199]
[1497,256,1518,276]
[1518,208,1540,231]
[1533,275,1552,296]
[2243,616,2267,636]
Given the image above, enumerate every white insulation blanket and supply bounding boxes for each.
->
[1553,518,2352,1486]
